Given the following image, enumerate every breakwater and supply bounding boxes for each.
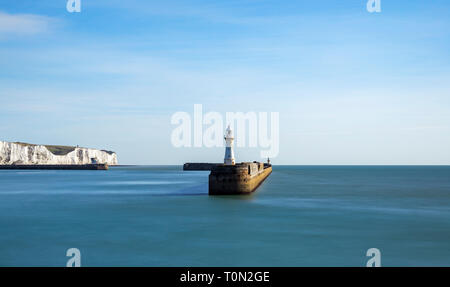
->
[183,163,220,171]
[209,162,272,195]
[184,161,272,195]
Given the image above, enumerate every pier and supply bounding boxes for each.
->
[183,126,272,195]
[209,162,272,195]
[183,163,220,171]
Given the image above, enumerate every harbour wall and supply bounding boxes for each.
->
[209,162,272,195]
[183,163,220,171]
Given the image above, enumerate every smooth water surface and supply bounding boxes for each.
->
[0,166,449,266]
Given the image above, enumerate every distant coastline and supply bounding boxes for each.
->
[0,141,118,166]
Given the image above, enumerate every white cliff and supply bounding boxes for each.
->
[0,141,118,165]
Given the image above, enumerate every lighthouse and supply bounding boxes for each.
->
[224,125,235,165]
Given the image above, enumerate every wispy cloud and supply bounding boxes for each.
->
[0,11,54,35]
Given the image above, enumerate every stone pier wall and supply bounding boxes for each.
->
[209,162,272,195]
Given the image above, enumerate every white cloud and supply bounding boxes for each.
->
[0,11,54,35]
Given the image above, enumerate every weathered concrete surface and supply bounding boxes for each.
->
[209,162,272,195]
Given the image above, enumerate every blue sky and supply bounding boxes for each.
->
[0,0,449,164]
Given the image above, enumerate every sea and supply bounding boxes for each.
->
[0,166,449,266]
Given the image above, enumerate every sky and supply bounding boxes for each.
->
[0,0,449,165]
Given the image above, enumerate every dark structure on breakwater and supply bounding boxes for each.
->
[183,163,220,171]
[183,126,272,195]
[0,164,109,170]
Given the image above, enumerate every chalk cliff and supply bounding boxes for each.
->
[0,141,118,165]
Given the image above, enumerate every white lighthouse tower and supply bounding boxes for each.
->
[224,125,235,165]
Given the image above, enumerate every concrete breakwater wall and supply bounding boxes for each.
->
[208,162,272,195]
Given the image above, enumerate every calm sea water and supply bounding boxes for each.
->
[0,166,449,266]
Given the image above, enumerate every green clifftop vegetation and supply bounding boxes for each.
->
[12,142,115,156]
[14,142,75,156]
